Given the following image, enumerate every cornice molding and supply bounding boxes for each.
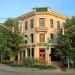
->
[16,8,68,20]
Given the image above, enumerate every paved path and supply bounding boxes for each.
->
[0,64,62,72]
[0,69,75,75]
[0,64,75,75]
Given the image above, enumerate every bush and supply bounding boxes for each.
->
[10,63,24,67]
[23,58,39,67]
[32,64,57,70]
[23,57,31,67]
[1,60,15,65]
[1,59,57,70]
[1,60,24,67]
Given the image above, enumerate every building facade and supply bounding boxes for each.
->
[17,7,67,64]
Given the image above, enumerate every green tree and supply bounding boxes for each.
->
[0,18,23,61]
[55,17,75,68]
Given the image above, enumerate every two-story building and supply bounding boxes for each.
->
[17,7,67,64]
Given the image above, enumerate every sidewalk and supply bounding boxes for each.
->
[0,64,62,72]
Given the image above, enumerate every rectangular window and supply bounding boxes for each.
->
[24,35,28,44]
[30,19,34,28]
[25,22,28,30]
[39,18,45,27]
[62,23,65,28]
[31,34,34,43]
[50,19,53,28]
[19,22,22,30]
[27,48,30,57]
[57,21,60,30]
[32,48,34,57]
[40,33,45,42]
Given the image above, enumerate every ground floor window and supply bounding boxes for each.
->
[23,51,25,59]
[32,48,34,58]
[27,48,30,58]
[27,48,34,58]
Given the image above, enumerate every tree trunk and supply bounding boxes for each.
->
[67,58,70,69]
[1,54,3,61]
[0,51,3,61]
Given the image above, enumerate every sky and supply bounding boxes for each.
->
[0,0,75,22]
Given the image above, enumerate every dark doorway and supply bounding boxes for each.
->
[51,48,60,61]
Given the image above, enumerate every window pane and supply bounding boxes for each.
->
[40,33,45,42]
[31,19,34,28]
[31,34,34,43]
[57,21,60,30]
[32,48,34,57]
[50,19,53,28]
[39,18,45,27]
[25,22,28,30]
[27,48,30,57]
[62,23,65,28]
[19,22,22,30]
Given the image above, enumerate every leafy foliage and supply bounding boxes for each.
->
[55,16,75,59]
[0,18,23,59]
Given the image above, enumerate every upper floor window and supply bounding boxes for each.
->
[39,33,45,42]
[25,22,28,30]
[50,19,53,28]
[62,23,65,28]
[24,35,28,44]
[57,21,60,30]
[19,22,22,31]
[30,19,34,28]
[39,18,45,27]
[31,34,34,43]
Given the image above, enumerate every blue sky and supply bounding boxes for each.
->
[0,0,75,22]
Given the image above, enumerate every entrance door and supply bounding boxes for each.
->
[39,48,45,59]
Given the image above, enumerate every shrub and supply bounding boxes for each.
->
[32,64,57,70]
[1,60,15,65]
[1,59,57,70]
[23,57,31,67]
[23,58,39,67]
[10,63,24,67]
